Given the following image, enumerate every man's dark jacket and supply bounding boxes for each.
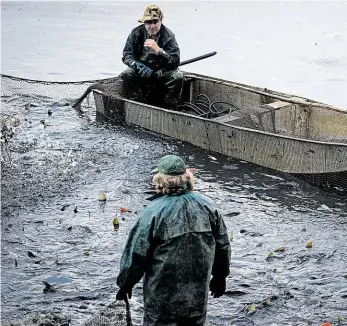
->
[122,24,180,72]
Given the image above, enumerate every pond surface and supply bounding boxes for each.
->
[1,2,347,326]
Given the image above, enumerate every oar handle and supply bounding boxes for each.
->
[179,51,217,67]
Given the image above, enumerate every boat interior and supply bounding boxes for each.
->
[171,73,347,144]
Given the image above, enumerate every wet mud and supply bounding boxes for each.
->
[1,94,346,326]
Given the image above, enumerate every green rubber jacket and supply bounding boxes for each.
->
[117,191,231,323]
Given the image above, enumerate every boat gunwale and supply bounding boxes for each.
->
[182,72,346,113]
[92,89,347,148]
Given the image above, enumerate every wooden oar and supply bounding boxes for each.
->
[71,51,217,108]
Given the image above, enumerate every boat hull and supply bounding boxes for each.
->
[92,75,347,190]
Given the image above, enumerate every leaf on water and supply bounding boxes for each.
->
[266,252,274,261]
[120,207,127,213]
[338,314,344,322]
[306,241,313,248]
[113,217,120,230]
[247,303,256,314]
[83,249,91,256]
[98,192,106,201]
[27,251,36,258]
[274,247,285,252]
[320,323,331,326]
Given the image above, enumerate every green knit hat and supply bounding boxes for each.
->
[157,155,187,175]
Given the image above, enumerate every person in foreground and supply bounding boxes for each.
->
[116,154,231,326]
[121,5,184,109]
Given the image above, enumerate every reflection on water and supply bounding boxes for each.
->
[1,94,346,326]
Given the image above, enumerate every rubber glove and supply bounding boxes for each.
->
[209,276,226,298]
[116,288,132,300]
[133,61,153,78]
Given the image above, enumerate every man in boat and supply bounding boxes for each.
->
[116,154,231,325]
[121,5,184,110]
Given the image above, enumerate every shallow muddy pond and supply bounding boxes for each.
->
[1,93,346,326]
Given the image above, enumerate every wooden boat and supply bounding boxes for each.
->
[91,72,347,190]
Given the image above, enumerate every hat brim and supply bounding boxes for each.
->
[138,16,161,23]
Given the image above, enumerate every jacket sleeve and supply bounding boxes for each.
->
[158,35,180,70]
[116,211,155,291]
[122,31,137,68]
[211,210,231,279]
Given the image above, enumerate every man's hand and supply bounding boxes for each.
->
[144,39,160,54]
[133,62,153,78]
[209,276,226,298]
[116,288,132,301]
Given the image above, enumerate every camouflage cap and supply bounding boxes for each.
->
[157,155,186,175]
[138,5,164,23]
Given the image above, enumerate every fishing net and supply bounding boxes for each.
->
[1,74,122,162]
[1,74,119,102]
[83,300,132,326]
[2,72,346,194]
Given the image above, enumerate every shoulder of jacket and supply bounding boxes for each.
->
[130,24,145,35]
[161,24,176,38]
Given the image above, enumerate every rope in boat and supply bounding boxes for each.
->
[177,94,241,119]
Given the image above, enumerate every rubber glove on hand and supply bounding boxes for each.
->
[133,61,153,78]
[116,288,132,301]
[209,276,226,298]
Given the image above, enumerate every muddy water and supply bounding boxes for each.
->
[2,93,347,326]
[1,2,347,326]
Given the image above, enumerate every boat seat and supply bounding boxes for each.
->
[261,100,292,110]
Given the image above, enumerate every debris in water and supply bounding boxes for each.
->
[320,323,331,326]
[247,303,256,314]
[208,155,217,161]
[113,217,120,230]
[47,109,52,116]
[266,252,274,261]
[74,206,78,213]
[83,248,91,256]
[40,119,47,128]
[42,281,56,293]
[61,204,70,211]
[14,259,17,267]
[263,299,273,307]
[306,241,313,248]
[67,226,72,231]
[225,212,240,217]
[98,191,107,201]
[27,251,36,258]
[120,207,127,213]
[274,247,285,253]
